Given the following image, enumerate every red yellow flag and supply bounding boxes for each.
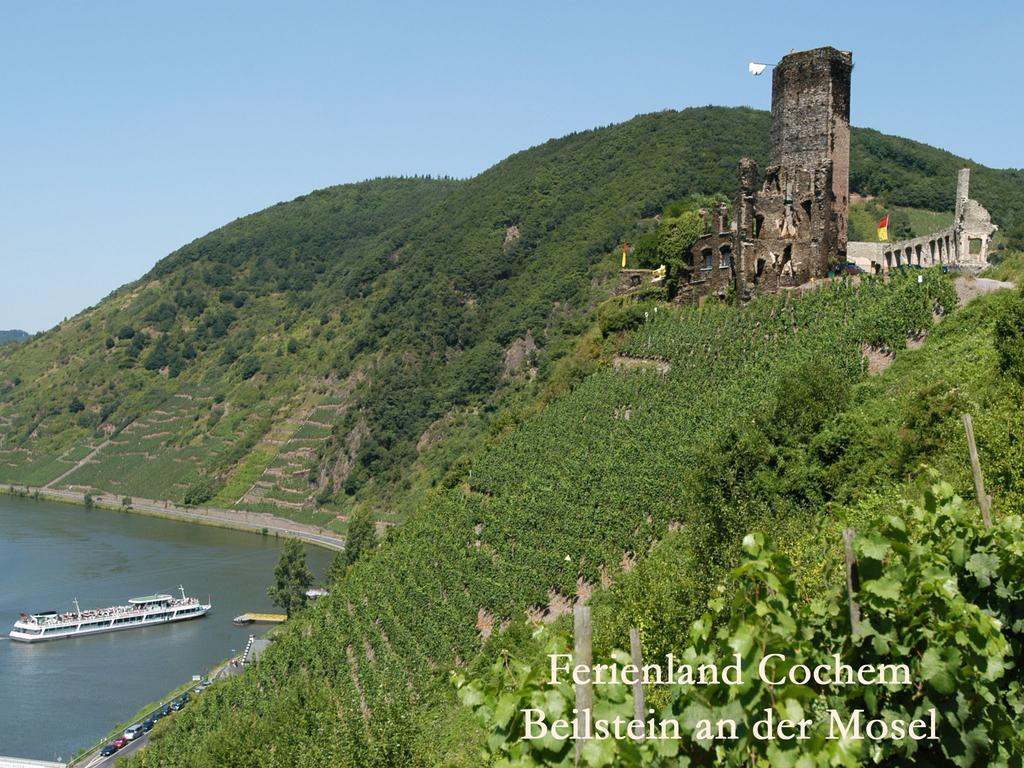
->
[877,214,889,242]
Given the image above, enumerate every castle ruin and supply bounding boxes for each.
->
[620,45,997,303]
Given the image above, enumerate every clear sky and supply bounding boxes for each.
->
[1,0,1019,332]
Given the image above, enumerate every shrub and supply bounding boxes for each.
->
[183,478,220,506]
[994,289,1024,385]
[598,302,654,337]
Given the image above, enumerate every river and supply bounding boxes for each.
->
[0,494,333,762]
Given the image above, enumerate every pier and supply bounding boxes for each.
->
[232,612,287,625]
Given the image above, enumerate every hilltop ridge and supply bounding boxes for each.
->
[0,330,29,345]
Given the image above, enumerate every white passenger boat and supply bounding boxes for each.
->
[9,586,211,643]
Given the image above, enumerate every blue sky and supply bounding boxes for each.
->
[1,0,1019,332]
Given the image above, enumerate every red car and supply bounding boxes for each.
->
[112,738,128,749]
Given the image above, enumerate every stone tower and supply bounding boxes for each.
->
[643,45,857,304]
[769,47,853,252]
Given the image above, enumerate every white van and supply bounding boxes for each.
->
[124,723,146,741]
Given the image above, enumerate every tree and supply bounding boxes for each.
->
[657,212,706,295]
[995,289,1024,384]
[324,509,378,584]
[267,539,313,618]
[239,355,261,380]
[889,208,913,240]
[143,337,170,371]
[343,509,376,567]
[632,230,661,269]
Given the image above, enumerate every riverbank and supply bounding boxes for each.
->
[0,494,335,761]
[1,484,344,551]
[70,642,250,767]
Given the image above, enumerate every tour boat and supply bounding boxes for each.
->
[8,586,211,643]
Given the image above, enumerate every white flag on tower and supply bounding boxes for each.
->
[748,62,768,76]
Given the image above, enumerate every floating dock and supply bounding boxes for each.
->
[233,612,286,625]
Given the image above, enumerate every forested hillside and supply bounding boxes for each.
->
[2,107,1023,535]
[0,330,28,345]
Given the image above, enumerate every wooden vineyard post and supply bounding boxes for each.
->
[629,628,646,742]
[963,414,993,527]
[843,528,861,636]
[574,604,593,766]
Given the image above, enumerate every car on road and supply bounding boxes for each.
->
[124,723,146,741]
[155,704,172,718]
[835,261,865,275]
[112,737,128,749]
[100,744,119,756]
[142,718,156,731]
[170,694,189,711]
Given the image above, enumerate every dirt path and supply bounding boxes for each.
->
[44,439,112,489]
[954,275,1015,304]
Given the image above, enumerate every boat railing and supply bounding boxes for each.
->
[22,597,201,626]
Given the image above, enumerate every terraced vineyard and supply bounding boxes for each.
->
[220,399,348,516]
[132,271,961,767]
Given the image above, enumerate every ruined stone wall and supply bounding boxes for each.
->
[955,169,998,267]
[847,169,997,274]
[880,224,958,270]
[732,161,837,298]
[615,269,664,296]
[674,231,735,303]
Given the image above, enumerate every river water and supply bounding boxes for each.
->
[0,494,333,762]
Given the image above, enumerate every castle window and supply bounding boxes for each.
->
[719,245,732,268]
[702,248,713,270]
[754,214,765,238]
[969,238,982,255]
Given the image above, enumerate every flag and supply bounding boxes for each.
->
[877,214,889,241]
[621,242,628,269]
[748,62,768,76]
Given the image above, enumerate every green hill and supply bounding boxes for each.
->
[0,109,990,764]
[0,329,28,345]
[3,108,1023,538]
[129,267,1024,766]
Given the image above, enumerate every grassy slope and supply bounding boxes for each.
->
[848,200,952,242]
